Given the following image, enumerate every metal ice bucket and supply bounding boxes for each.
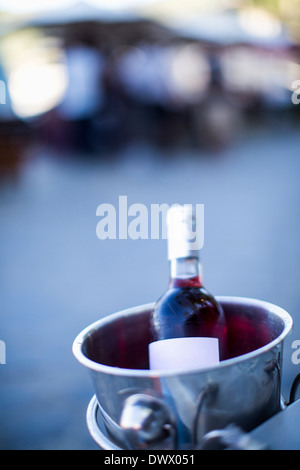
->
[72,297,293,450]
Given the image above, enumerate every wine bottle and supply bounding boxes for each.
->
[149,204,227,371]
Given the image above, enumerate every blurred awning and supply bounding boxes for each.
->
[12,1,172,46]
[160,9,293,50]
[22,1,140,27]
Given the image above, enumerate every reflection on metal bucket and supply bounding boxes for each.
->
[73,297,293,450]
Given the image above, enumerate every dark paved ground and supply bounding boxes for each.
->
[1,124,300,449]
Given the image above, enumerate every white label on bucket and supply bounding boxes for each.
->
[149,337,219,371]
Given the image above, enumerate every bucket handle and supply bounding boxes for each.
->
[288,373,300,405]
[119,393,178,450]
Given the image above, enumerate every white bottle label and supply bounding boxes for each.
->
[149,337,219,371]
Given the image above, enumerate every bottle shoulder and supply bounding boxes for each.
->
[153,285,224,320]
[156,285,218,303]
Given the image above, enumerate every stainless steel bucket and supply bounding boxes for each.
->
[72,297,293,450]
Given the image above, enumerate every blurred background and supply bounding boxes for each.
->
[0,0,300,450]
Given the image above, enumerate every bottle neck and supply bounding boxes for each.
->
[169,257,203,288]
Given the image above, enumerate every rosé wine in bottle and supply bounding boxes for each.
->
[149,205,227,371]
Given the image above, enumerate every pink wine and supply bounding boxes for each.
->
[149,205,227,371]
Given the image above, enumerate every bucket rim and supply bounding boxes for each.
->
[72,296,293,378]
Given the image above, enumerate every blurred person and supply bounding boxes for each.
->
[114,43,191,149]
[0,62,30,180]
[191,53,243,152]
[57,35,106,153]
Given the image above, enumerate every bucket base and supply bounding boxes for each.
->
[87,395,122,450]
[86,395,286,451]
